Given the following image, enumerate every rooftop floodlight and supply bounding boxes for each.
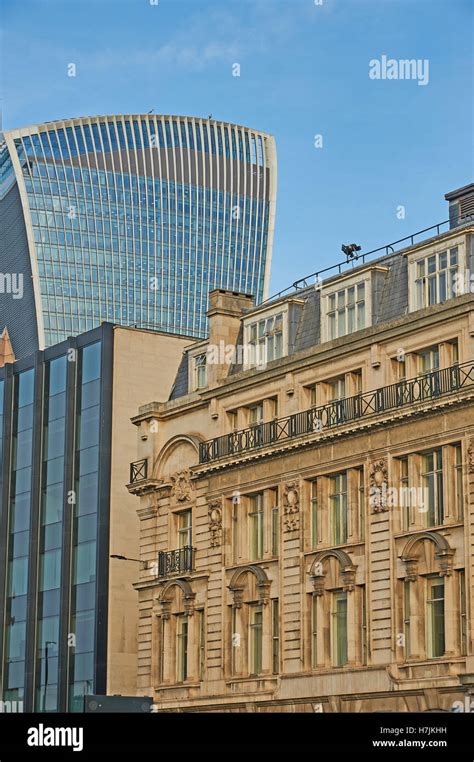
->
[341,243,362,260]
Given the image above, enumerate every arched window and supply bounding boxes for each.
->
[153,580,204,685]
[398,532,463,661]
[227,566,276,677]
[307,550,366,669]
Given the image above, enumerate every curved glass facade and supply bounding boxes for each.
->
[1,115,277,351]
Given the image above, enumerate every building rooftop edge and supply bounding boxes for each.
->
[3,114,275,139]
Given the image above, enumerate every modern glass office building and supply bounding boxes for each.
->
[0,324,112,711]
[0,115,277,358]
[0,322,190,712]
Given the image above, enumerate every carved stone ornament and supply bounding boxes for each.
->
[369,458,389,513]
[468,437,474,473]
[436,548,454,578]
[341,565,357,592]
[283,482,300,531]
[170,469,193,502]
[232,587,244,609]
[258,581,271,606]
[403,558,418,582]
[311,575,325,597]
[208,498,223,547]
[183,592,196,616]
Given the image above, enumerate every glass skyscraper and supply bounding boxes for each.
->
[0,115,277,358]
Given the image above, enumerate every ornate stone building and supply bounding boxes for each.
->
[128,186,474,712]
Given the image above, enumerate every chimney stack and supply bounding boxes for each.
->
[206,289,255,386]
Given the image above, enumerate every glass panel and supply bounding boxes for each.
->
[337,309,345,336]
[178,510,192,548]
[332,592,348,666]
[249,493,264,560]
[427,579,445,658]
[176,616,188,682]
[311,480,318,549]
[250,606,263,674]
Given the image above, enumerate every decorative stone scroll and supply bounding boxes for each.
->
[369,458,389,513]
[208,498,223,547]
[283,482,300,531]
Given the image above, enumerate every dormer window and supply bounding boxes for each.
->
[327,283,365,340]
[414,248,458,308]
[193,353,207,390]
[248,312,283,366]
[243,303,291,370]
[407,232,468,312]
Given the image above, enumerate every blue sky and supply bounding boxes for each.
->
[1,0,473,295]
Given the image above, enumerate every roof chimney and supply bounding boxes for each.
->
[445,183,474,228]
[206,289,255,386]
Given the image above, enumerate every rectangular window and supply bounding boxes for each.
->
[232,501,239,563]
[403,580,411,659]
[311,595,318,669]
[194,353,207,390]
[228,410,238,432]
[415,248,458,308]
[422,449,443,526]
[271,599,279,674]
[249,605,263,674]
[247,312,284,367]
[400,457,410,530]
[332,592,348,667]
[271,505,279,556]
[176,615,188,681]
[249,401,264,426]
[454,444,463,520]
[198,610,205,679]
[310,480,318,549]
[178,510,192,548]
[328,376,346,401]
[358,468,365,541]
[419,347,440,374]
[449,339,459,365]
[329,473,348,545]
[248,493,264,560]
[361,585,367,665]
[327,282,366,340]
[427,578,445,658]
[393,356,406,381]
[459,571,467,656]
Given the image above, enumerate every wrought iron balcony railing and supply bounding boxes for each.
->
[130,458,148,484]
[158,546,195,577]
[199,360,474,465]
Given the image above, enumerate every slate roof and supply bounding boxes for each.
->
[168,246,421,400]
[169,352,189,400]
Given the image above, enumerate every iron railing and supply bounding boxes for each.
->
[264,214,474,303]
[130,458,148,484]
[158,546,195,577]
[199,361,474,464]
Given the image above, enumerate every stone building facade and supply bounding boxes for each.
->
[128,196,474,712]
